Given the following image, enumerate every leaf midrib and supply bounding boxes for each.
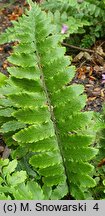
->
[34,17,70,189]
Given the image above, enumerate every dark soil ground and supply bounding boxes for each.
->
[0,0,105,156]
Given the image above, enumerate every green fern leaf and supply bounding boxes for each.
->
[7,66,40,80]
[0,73,7,87]
[92,106,105,199]
[13,181,44,200]
[0,0,98,199]
[13,107,51,124]
[3,159,17,176]
[9,92,46,108]
[0,108,15,117]
[0,120,26,133]
[13,121,55,143]
[0,193,11,200]
[6,171,27,186]
[51,183,68,200]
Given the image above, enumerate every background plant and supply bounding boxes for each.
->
[41,0,105,48]
[91,108,105,199]
[0,158,47,200]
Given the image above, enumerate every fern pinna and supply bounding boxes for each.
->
[0,0,98,199]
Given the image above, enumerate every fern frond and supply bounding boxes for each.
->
[0,158,44,200]
[0,0,98,199]
[91,107,105,199]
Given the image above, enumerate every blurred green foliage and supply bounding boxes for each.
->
[41,0,105,48]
